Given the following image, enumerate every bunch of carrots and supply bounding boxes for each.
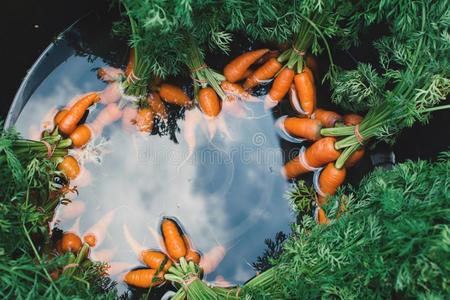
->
[223,48,366,224]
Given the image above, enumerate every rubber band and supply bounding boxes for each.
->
[298,147,319,172]
[41,140,55,158]
[190,64,208,73]
[181,275,198,289]
[190,75,208,84]
[126,70,141,84]
[354,124,364,145]
[62,263,79,272]
[292,45,306,56]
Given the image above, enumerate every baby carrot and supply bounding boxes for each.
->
[57,156,80,180]
[313,109,343,128]
[244,58,282,89]
[224,49,269,83]
[283,117,322,141]
[140,250,172,272]
[69,124,92,148]
[268,67,295,102]
[161,218,187,261]
[159,83,191,107]
[58,93,99,135]
[199,87,221,117]
[294,67,316,115]
[317,163,346,206]
[123,269,164,288]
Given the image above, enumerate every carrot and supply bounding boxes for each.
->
[161,218,187,261]
[90,103,122,135]
[224,49,269,83]
[135,108,154,133]
[221,81,255,102]
[344,148,365,168]
[198,87,221,117]
[54,109,68,125]
[58,93,99,135]
[159,83,191,107]
[69,124,92,148]
[268,67,295,102]
[140,250,172,272]
[235,68,254,82]
[303,66,314,84]
[58,200,85,220]
[97,67,124,83]
[243,58,282,89]
[283,137,340,179]
[100,82,122,104]
[123,269,164,288]
[58,156,80,180]
[84,210,116,248]
[59,232,82,253]
[317,163,346,206]
[121,106,138,131]
[313,109,343,128]
[125,48,135,76]
[283,117,322,141]
[316,207,330,225]
[148,93,168,120]
[343,114,363,126]
[183,235,201,264]
[199,245,226,274]
[83,233,96,247]
[294,68,316,115]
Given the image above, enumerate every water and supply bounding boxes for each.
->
[15,53,293,293]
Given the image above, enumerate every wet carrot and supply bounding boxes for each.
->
[283,117,322,141]
[159,83,191,107]
[97,67,124,83]
[125,48,135,76]
[303,66,314,83]
[344,148,365,168]
[343,114,363,126]
[57,156,80,180]
[147,93,168,120]
[90,103,122,135]
[268,67,295,102]
[243,58,282,89]
[83,233,96,247]
[183,235,201,264]
[316,207,330,225]
[84,210,116,248]
[135,108,154,133]
[313,109,343,128]
[161,218,187,261]
[235,68,254,82]
[140,250,172,272]
[69,124,92,148]
[59,232,82,253]
[54,109,68,125]
[121,106,138,131]
[317,163,346,206]
[58,200,85,220]
[199,245,226,274]
[283,137,340,179]
[58,93,99,135]
[221,81,255,102]
[199,87,221,117]
[123,269,164,288]
[294,68,316,115]
[224,49,269,83]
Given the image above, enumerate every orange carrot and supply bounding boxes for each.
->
[303,66,315,84]
[84,210,116,248]
[159,83,191,107]
[83,233,96,247]
[135,108,154,133]
[283,137,340,179]
[199,245,226,274]
[58,93,99,135]
[123,269,164,288]
[317,163,346,206]
[148,93,168,120]
[268,67,295,102]
[243,58,282,89]
[344,148,365,168]
[69,124,92,148]
[316,207,330,225]
[90,103,122,135]
[57,156,80,180]
[183,235,201,264]
[224,49,269,83]
[283,117,322,141]
[161,218,187,261]
[198,87,221,117]
[294,68,316,115]
[140,250,172,272]
[54,109,68,125]
[59,232,82,253]
[313,109,343,128]
[125,48,135,76]
[221,81,255,102]
[343,114,363,126]
[235,68,254,82]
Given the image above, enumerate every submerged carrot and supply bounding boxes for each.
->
[294,67,316,115]
[57,156,80,180]
[148,93,168,120]
[59,232,82,253]
[343,114,363,126]
[316,207,330,225]
[58,93,99,135]
[199,87,221,117]
[221,81,255,101]
[140,250,172,272]
[344,148,365,168]
[244,58,282,89]
[199,245,226,274]
[224,49,269,83]
[317,163,346,206]
[283,137,340,179]
[235,68,254,82]
[283,117,322,141]
[135,108,154,133]
[313,109,343,128]
[54,109,69,125]
[90,103,122,135]
[159,83,191,107]
[161,218,187,261]
[183,235,201,264]
[268,67,295,102]
[123,269,164,288]
[69,124,92,148]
